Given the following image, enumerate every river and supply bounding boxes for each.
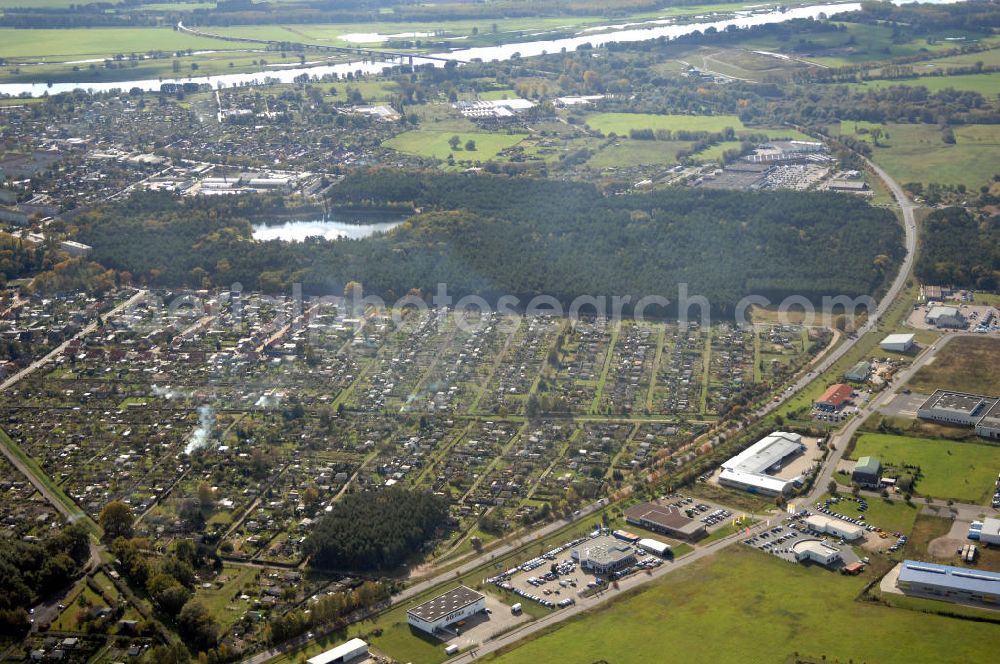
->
[0,0,964,97]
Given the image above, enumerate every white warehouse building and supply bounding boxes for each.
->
[306,639,368,664]
[880,333,915,353]
[718,431,805,496]
[805,514,864,542]
[406,586,486,635]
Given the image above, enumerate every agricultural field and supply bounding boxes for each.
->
[486,545,1000,664]
[0,27,237,59]
[907,336,1000,395]
[851,433,1000,504]
[834,121,1000,190]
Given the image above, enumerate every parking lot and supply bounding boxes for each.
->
[741,519,862,567]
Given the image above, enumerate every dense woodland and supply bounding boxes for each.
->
[305,487,450,570]
[76,173,902,314]
[0,523,90,637]
[915,207,999,290]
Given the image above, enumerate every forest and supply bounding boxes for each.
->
[75,172,903,315]
[915,207,999,290]
[304,487,450,570]
[0,523,91,637]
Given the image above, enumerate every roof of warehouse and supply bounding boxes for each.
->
[407,586,484,623]
[306,639,368,664]
[899,560,1000,594]
[881,333,914,345]
[721,431,802,475]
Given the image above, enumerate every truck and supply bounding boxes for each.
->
[511,603,522,615]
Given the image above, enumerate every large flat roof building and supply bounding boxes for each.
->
[925,305,967,329]
[896,560,1000,606]
[570,535,637,574]
[917,390,998,428]
[880,333,915,353]
[306,639,368,664]
[793,540,842,567]
[805,514,864,542]
[406,586,486,635]
[718,431,804,496]
[975,399,1000,441]
[624,500,707,540]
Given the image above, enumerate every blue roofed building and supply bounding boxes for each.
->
[896,560,1000,606]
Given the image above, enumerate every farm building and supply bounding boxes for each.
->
[717,431,804,496]
[570,535,637,574]
[793,540,842,567]
[804,514,864,542]
[852,456,881,488]
[896,560,1000,606]
[306,639,368,664]
[406,586,486,635]
[815,384,853,411]
[880,333,915,353]
[844,361,871,382]
[624,500,707,539]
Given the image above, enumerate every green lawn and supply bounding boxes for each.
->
[487,545,1000,664]
[852,433,1000,504]
[384,129,525,161]
[835,121,1000,190]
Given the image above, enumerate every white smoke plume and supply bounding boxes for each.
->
[184,404,215,454]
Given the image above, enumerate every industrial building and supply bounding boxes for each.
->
[880,333,915,353]
[815,384,853,411]
[793,540,842,567]
[58,240,92,257]
[624,500,707,539]
[717,431,805,496]
[980,517,1000,546]
[917,390,999,429]
[852,456,881,488]
[844,360,871,382]
[896,560,1000,606]
[406,586,486,635]
[925,305,967,329]
[305,639,368,664]
[975,400,1000,441]
[804,514,864,542]
[570,535,637,574]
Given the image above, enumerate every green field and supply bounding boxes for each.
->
[384,130,525,161]
[0,27,238,59]
[852,433,1000,503]
[584,139,693,169]
[836,121,1000,190]
[847,72,1000,97]
[584,112,747,136]
[487,545,1000,664]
